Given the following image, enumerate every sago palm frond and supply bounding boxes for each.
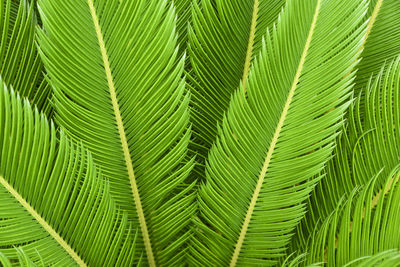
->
[168,0,195,60]
[282,249,400,267]
[280,253,314,267]
[304,169,400,266]
[0,248,42,267]
[37,0,196,265]
[188,0,285,167]
[0,80,136,266]
[292,57,400,253]
[342,250,400,267]
[0,0,51,116]
[190,0,368,265]
[353,0,400,95]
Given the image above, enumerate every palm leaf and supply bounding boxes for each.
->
[281,253,318,267]
[292,56,400,252]
[304,169,400,266]
[353,0,400,95]
[0,248,43,267]
[0,0,51,116]
[168,0,195,59]
[37,0,196,265]
[188,0,285,166]
[190,0,368,265]
[343,250,400,267]
[281,250,400,267]
[0,80,136,266]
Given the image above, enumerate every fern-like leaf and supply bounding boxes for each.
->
[354,0,400,95]
[188,0,285,166]
[37,0,196,265]
[292,57,400,253]
[168,0,195,59]
[0,80,136,266]
[305,170,400,266]
[0,248,43,267]
[0,0,51,115]
[190,0,368,265]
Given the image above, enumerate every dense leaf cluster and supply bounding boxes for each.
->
[0,0,399,266]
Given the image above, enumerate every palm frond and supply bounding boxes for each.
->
[188,0,285,166]
[292,56,400,252]
[281,253,318,267]
[0,0,51,115]
[37,0,196,265]
[190,0,368,265]
[0,79,136,266]
[353,0,400,95]
[281,249,400,267]
[168,0,195,59]
[304,169,400,266]
[0,248,43,267]
[343,250,400,267]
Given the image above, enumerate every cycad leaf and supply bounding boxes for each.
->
[168,0,195,59]
[343,250,400,267]
[0,0,51,115]
[37,0,195,265]
[191,0,367,265]
[290,0,400,251]
[354,0,400,95]
[292,57,400,252]
[0,80,136,267]
[304,170,400,266]
[281,253,319,267]
[281,250,400,267]
[0,248,43,267]
[188,0,285,163]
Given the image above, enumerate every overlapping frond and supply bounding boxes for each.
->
[280,254,317,267]
[304,170,400,266]
[354,0,400,95]
[0,80,136,266]
[343,250,400,267]
[37,0,195,265]
[188,0,285,167]
[190,0,368,265]
[168,0,195,59]
[292,57,400,252]
[0,0,51,115]
[0,248,43,267]
[281,249,400,267]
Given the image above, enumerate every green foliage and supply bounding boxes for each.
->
[353,0,400,95]
[189,0,367,265]
[305,169,400,266]
[0,248,42,267]
[0,0,400,266]
[0,0,51,116]
[291,48,400,257]
[188,0,285,173]
[37,0,196,265]
[0,80,136,266]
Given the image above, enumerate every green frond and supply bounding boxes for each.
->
[304,169,400,266]
[190,0,368,265]
[0,79,136,266]
[0,0,51,116]
[282,250,400,267]
[291,57,400,252]
[281,253,318,267]
[343,250,400,267]
[188,0,285,167]
[354,0,400,95]
[0,248,43,267]
[168,0,195,59]
[37,0,196,265]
